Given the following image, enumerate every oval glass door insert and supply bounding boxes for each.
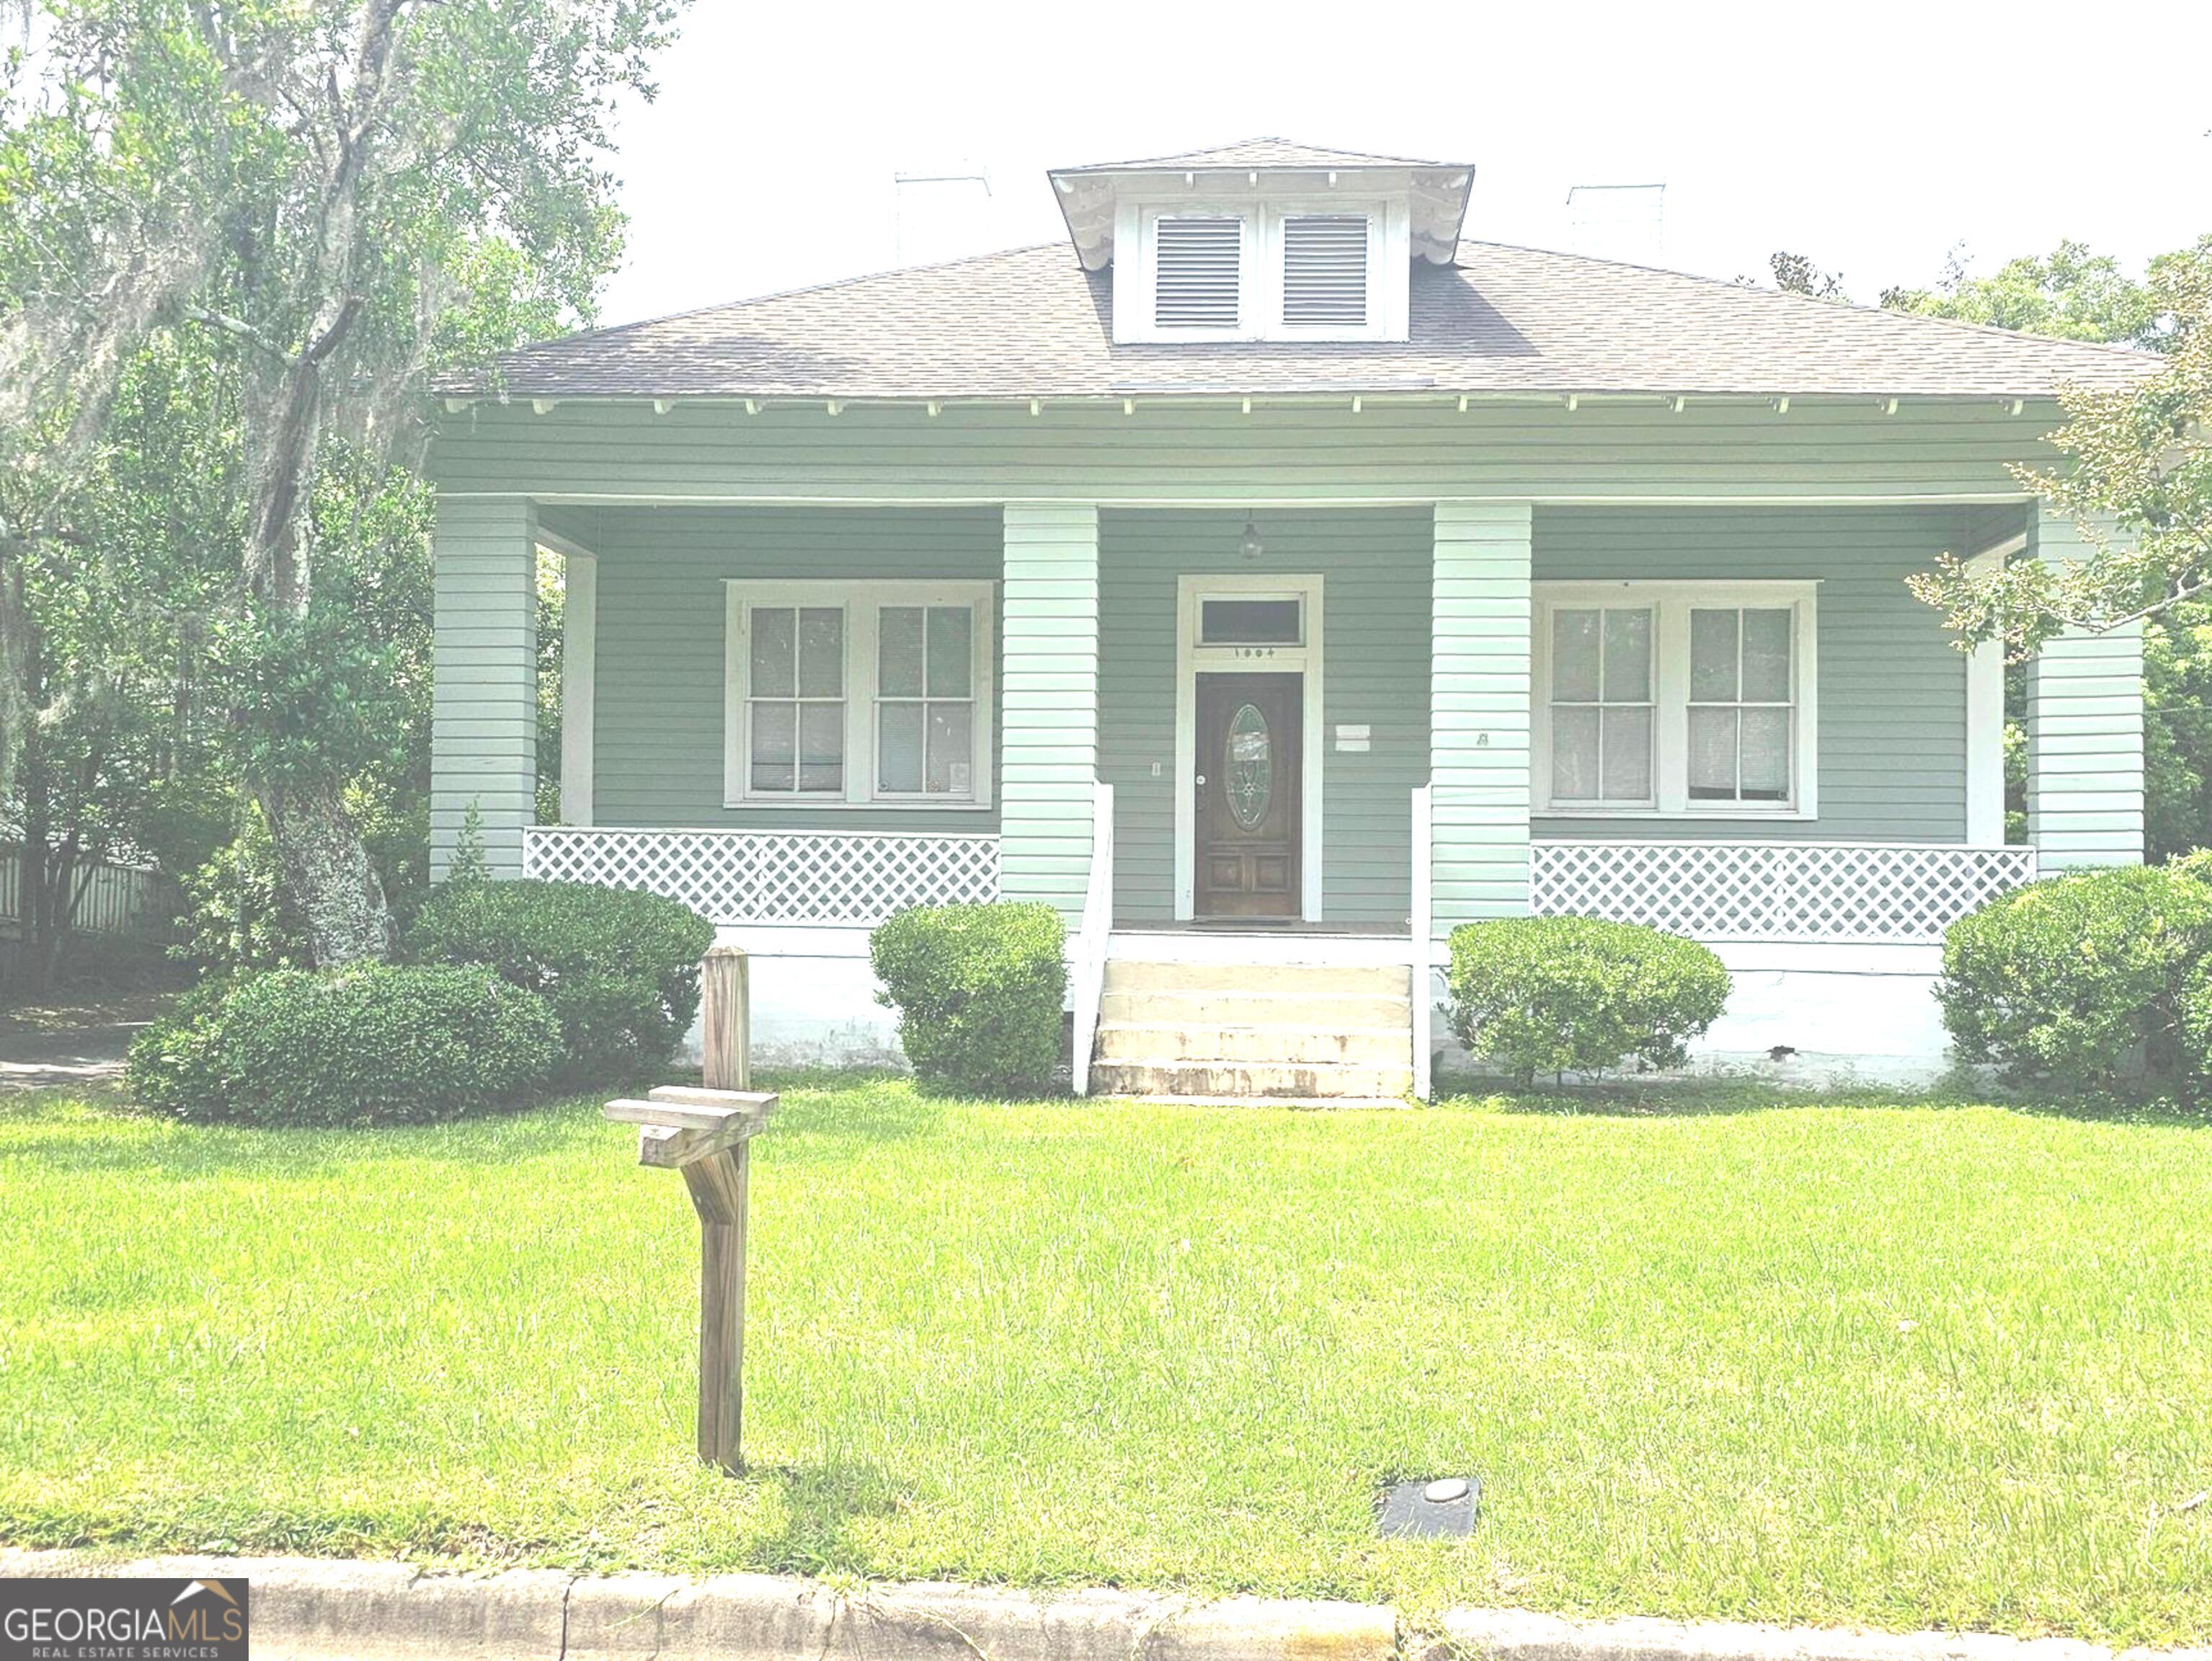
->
[1225,702,1273,830]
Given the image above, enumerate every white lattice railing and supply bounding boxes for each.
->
[1529,841,2038,944]
[523,825,1000,925]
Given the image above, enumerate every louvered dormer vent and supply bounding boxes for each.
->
[1282,215,1369,327]
[1152,217,1243,329]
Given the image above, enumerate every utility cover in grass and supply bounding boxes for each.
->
[1377,1476,1481,1538]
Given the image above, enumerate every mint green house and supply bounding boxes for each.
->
[428,139,2154,1095]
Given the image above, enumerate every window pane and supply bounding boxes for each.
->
[1687,706,1738,800]
[750,701,794,792]
[1690,608,1739,701]
[798,607,843,698]
[1551,706,1601,800]
[1741,708,1791,800]
[927,703,974,794]
[926,606,972,696]
[1602,608,1652,701]
[797,701,843,792]
[1201,598,1303,645]
[1742,608,1793,702]
[750,607,794,698]
[878,701,924,793]
[879,606,925,697]
[1601,707,1653,801]
[1551,609,1602,702]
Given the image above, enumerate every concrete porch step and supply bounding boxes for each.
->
[1100,959,1412,998]
[1091,1058,1415,1101]
[1098,988,1413,1028]
[1095,1020,1411,1066]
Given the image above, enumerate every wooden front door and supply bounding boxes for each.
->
[1194,673,1302,918]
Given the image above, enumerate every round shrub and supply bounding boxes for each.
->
[408,879,715,1083]
[870,901,1067,1097]
[1937,863,2212,1092]
[127,964,561,1126]
[1445,916,1732,1087]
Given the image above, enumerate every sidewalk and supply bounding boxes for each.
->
[3,1550,2203,1661]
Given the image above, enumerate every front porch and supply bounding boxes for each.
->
[434,495,2143,1087]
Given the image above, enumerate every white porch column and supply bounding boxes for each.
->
[557,546,597,827]
[1431,501,1534,927]
[2025,506,2144,869]
[1000,503,1100,921]
[430,496,539,878]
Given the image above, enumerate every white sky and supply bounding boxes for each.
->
[596,0,2212,329]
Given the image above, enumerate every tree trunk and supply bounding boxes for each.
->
[257,776,396,967]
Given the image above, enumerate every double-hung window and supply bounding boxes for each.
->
[1534,582,1817,818]
[725,580,995,808]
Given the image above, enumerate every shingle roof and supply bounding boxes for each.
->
[1050,137,1452,173]
[468,240,2159,402]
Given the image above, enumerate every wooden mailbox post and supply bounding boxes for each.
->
[603,947,776,1474]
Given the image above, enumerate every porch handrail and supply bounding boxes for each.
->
[1070,781,1116,1097]
[1410,784,1434,1101]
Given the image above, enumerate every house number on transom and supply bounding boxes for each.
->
[1226,702,1274,829]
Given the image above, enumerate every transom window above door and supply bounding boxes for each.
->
[1534,582,1818,818]
[724,580,995,809]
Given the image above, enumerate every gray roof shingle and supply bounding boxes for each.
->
[1049,137,1453,173]
[468,239,2158,402]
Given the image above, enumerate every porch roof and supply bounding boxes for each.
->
[455,239,2157,404]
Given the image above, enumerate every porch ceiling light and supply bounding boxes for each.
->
[1239,517,1265,563]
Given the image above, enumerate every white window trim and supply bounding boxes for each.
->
[1533,580,1819,820]
[723,579,995,811]
[1114,196,1408,344]
[1173,573,1325,921]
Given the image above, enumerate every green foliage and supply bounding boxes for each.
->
[1882,240,2171,348]
[126,963,561,1125]
[1937,863,2212,1093]
[1446,916,1732,1087]
[169,805,312,977]
[1906,238,2212,658]
[2145,598,2212,859]
[408,879,714,1082]
[870,903,1067,1097]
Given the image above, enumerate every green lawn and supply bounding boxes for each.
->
[1,1081,2208,1644]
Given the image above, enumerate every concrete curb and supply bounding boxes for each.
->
[1,1550,2203,1661]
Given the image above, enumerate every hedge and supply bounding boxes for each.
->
[870,902,1067,1097]
[1445,916,1732,1088]
[409,878,714,1083]
[1937,861,2212,1094]
[127,964,561,1126]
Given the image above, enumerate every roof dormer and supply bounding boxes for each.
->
[1047,138,1473,346]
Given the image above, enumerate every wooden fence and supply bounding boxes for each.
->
[0,852,171,939]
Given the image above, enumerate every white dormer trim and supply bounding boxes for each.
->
[1111,190,1411,345]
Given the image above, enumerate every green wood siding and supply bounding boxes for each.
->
[1432,502,1534,918]
[430,497,538,876]
[2026,507,2144,867]
[1530,505,1980,844]
[1001,504,1099,919]
[430,399,2061,505]
[575,505,1003,831]
[1098,509,1431,925]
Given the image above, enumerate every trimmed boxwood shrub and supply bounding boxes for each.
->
[870,901,1067,1097]
[1937,862,2212,1093]
[1446,916,1732,1087]
[127,965,561,1126]
[409,879,715,1082]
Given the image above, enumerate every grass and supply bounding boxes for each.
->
[1,1078,2208,1644]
